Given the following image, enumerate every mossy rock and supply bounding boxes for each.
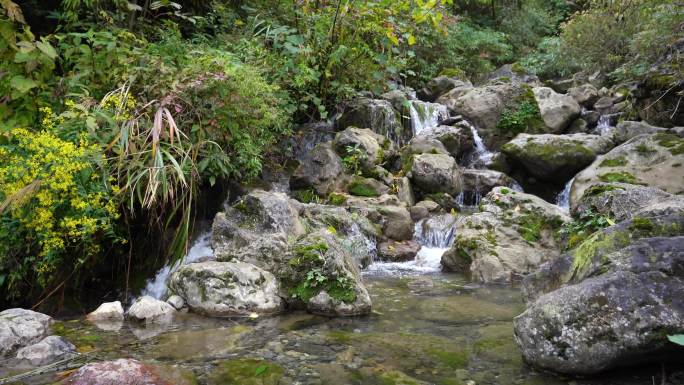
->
[207,359,284,385]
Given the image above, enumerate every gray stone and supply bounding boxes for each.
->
[377,205,413,241]
[290,142,344,196]
[333,126,392,171]
[127,296,176,324]
[378,240,421,262]
[0,308,53,358]
[568,84,599,108]
[337,98,404,145]
[603,120,669,144]
[86,301,124,322]
[166,295,185,310]
[396,177,415,207]
[533,87,581,133]
[16,335,76,366]
[417,76,470,102]
[414,124,473,159]
[169,261,283,317]
[410,154,461,195]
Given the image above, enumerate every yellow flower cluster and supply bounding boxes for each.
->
[0,128,120,279]
[100,93,137,121]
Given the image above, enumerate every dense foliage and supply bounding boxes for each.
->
[0,0,680,306]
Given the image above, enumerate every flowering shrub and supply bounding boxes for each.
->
[0,126,120,297]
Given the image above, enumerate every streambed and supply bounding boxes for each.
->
[2,273,676,385]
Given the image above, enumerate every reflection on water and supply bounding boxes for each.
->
[3,274,678,385]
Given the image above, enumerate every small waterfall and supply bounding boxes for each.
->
[366,215,456,275]
[462,120,494,167]
[142,232,214,299]
[555,178,574,211]
[409,100,448,137]
[596,115,612,135]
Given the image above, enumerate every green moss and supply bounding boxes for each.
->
[517,213,545,243]
[583,184,624,197]
[635,143,656,155]
[598,171,642,184]
[673,163,682,167]
[327,193,347,206]
[207,359,284,385]
[654,132,684,155]
[511,62,526,74]
[290,241,329,267]
[427,348,469,369]
[630,217,655,232]
[500,187,510,195]
[292,189,321,203]
[327,330,354,343]
[496,86,544,135]
[439,67,467,80]
[599,156,627,167]
[348,177,380,197]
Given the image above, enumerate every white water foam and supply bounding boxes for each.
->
[596,114,613,135]
[409,100,448,136]
[365,217,456,275]
[556,177,574,211]
[462,120,495,167]
[142,232,214,299]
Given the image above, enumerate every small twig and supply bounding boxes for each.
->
[671,96,682,120]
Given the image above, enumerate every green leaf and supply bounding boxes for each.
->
[10,75,37,95]
[35,40,57,60]
[668,334,684,346]
[254,364,268,377]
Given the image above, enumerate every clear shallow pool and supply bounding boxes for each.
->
[2,273,681,385]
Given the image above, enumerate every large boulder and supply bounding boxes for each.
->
[569,133,684,210]
[572,182,683,221]
[378,240,421,262]
[212,190,304,271]
[127,296,176,324]
[459,169,519,205]
[441,187,569,282]
[169,261,283,317]
[345,176,390,197]
[290,142,344,196]
[413,124,474,160]
[409,154,462,196]
[376,205,413,241]
[16,336,76,366]
[567,84,599,108]
[533,87,581,133]
[417,76,470,102]
[0,309,53,358]
[337,98,404,145]
[333,127,392,171]
[603,120,669,144]
[501,133,614,184]
[284,231,371,316]
[515,214,684,374]
[86,301,124,322]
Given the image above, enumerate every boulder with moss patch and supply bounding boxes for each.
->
[573,182,683,221]
[337,98,405,145]
[409,153,462,196]
[533,87,581,133]
[501,133,613,184]
[570,133,684,209]
[515,213,684,375]
[441,187,569,282]
[333,126,393,172]
[414,124,474,160]
[290,142,344,196]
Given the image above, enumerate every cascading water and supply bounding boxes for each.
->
[409,100,448,136]
[366,214,456,275]
[142,232,214,299]
[462,120,495,167]
[555,177,574,211]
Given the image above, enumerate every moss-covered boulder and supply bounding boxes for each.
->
[413,123,474,160]
[333,126,393,172]
[501,133,613,184]
[441,187,569,282]
[515,213,684,375]
[569,133,684,210]
[285,231,372,316]
[337,98,405,145]
[603,120,669,144]
[345,176,389,197]
[417,75,471,102]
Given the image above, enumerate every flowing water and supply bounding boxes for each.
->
[409,100,448,137]
[555,177,574,212]
[463,120,495,167]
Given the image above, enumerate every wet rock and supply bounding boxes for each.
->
[532,87,581,133]
[377,205,413,241]
[380,89,413,112]
[410,153,461,196]
[285,231,371,316]
[16,335,76,366]
[345,176,390,197]
[0,308,53,357]
[290,142,344,196]
[333,126,392,171]
[62,358,196,385]
[127,296,176,324]
[407,100,449,135]
[515,269,684,375]
[415,214,457,247]
[86,301,124,322]
[414,124,474,159]
[441,187,569,282]
[582,110,601,127]
[570,133,684,209]
[169,261,283,317]
[378,240,421,262]
[460,169,519,202]
[409,200,442,221]
[501,133,614,184]
[566,118,588,134]
[166,295,185,310]
[603,120,669,144]
[337,98,404,145]
[396,177,415,207]
[207,359,284,385]
[567,84,599,108]
[593,96,615,114]
[406,136,449,155]
[417,76,469,102]
[288,121,335,162]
